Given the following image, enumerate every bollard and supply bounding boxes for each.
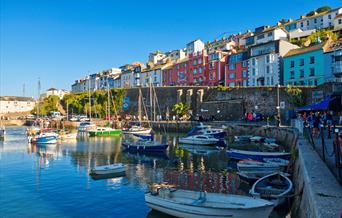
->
[321,124,325,162]
[334,128,341,179]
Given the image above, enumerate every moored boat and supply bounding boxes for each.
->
[226,149,290,161]
[187,123,226,139]
[262,158,290,167]
[179,135,220,145]
[237,160,284,172]
[29,132,58,144]
[88,127,122,137]
[90,163,126,175]
[250,172,293,206]
[122,141,168,152]
[234,135,253,143]
[77,122,96,132]
[145,185,274,218]
[123,125,152,134]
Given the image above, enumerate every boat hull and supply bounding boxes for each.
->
[89,129,122,137]
[123,129,152,134]
[145,191,274,218]
[32,136,57,144]
[179,139,219,145]
[122,143,168,152]
[227,150,290,162]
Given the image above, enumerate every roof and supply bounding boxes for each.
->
[47,88,57,91]
[286,7,341,25]
[254,26,287,36]
[0,96,35,102]
[284,42,325,57]
[335,13,342,19]
[324,40,342,53]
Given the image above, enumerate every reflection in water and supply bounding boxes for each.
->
[1,126,283,218]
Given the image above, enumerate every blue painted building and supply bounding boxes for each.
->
[283,42,326,86]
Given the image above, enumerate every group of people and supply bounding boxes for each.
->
[301,111,333,137]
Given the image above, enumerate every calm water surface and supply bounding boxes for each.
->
[0,126,288,218]
[0,126,243,218]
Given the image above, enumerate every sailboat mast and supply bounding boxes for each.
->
[88,75,92,120]
[107,76,110,120]
[149,78,153,122]
[138,89,142,122]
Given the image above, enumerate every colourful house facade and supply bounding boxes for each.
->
[225,51,248,87]
[284,43,326,86]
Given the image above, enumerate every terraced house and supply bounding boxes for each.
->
[283,41,328,86]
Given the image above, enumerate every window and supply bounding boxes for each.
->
[177,65,180,70]
[308,80,312,85]
[300,22,304,27]
[267,32,272,37]
[309,68,315,76]
[242,71,247,78]
[266,77,270,85]
[193,60,197,65]
[300,69,304,78]
[184,63,187,67]
[229,82,235,87]
[271,77,274,85]
[266,55,270,63]
[266,66,270,74]
[194,69,197,74]
[229,73,236,79]
[339,19,342,25]
[300,58,304,66]
[328,14,331,19]
[199,68,203,74]
[314,79,318,86]
[229,64,236,70]
[290,71,295,79]
[257,34,265,40]
[252,58,256,66]
[242,61,247,68]
[306,20,309,26]
[198,58,202,64]
[309,56,315,64]
[314,18,317,24]
[252,68,256,76]
[290,60,295,68]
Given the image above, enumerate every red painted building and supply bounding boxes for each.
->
[205,51,227,86]
[225,51,249,87]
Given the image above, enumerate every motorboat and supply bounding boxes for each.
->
[90,163,126,175]
[250,172,293,206]
[77,122,96,132]
[29,132,58,144]
[145,185,274,218]
[226,149,290,161]
[88,127,122,137]
[123,125,152,134]
[249,136,264,142]
[187,123,226,139]
[179,135,220,145]
[262,158,290,167]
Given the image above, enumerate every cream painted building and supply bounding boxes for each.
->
[40,88,69,99]
[0,96,36,113]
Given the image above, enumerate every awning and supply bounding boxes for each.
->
[296,96,333,111]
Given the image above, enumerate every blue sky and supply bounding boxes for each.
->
[1,0,341,98]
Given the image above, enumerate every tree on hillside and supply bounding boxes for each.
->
[291,29,338,47]
[172,102,190,120]
[286,85,305,109]
[32,95,60,116]
[316,6,331,13]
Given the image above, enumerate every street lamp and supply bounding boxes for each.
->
[277,84,281,127]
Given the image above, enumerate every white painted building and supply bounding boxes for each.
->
[248,40,299,86]
[334,14,342,31]
[166,49,186,62]
[149,51,167,65]
[252,26,288,46]
[289,28,316,40]
[140,64,171,87]
[0,96,36,113]
[285,7,342,31]
[40,88,69,99]
[186,39,205,55]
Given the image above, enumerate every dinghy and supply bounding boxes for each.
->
[226,149,290,162]
[145,185,274,218]
[250,172,293,206]
[90,163,126,175]
[237,160,284,172]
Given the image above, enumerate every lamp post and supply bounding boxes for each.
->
[276,84,281,127]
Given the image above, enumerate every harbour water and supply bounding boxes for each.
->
[0,126,289,218]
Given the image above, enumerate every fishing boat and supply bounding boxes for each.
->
[145,185,274,218]
[90,163,126,175]
[187,123,226,139]
[226,149,290,161]
[250,172,293,206]
[122,140,168,152]
[77,122,96,132]
[179,135,220,145]
[233,135,253,143]
[29,132,58,144]
[88,127,122,137]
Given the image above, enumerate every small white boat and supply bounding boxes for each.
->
[77,122,96,132]
[234,135,253,143]
[145,186,274,218]
[179,135,220,145]
[250,172,293,206]
[187,123,226,139]
[90,163,126,175]
[250,136,264,142]
[263,158,289,167]
[123,125,152,134]
[237,160,284,172]
[263,142,280,149]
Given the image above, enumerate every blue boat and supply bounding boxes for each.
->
[226,149,290,162]
[122,142,168,152]
[30,134,58,144]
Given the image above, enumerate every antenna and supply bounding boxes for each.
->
[23,83,26,97]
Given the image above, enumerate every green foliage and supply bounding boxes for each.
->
[316,6,331,13]
[32,95,60,116]
[291,29,338,47]
[172,102,190,120]
[62,88,126,118]
[306,11,315,17]
[216,85,232,92]
[286,85,305,108]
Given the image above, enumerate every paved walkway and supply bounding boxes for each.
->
[306,127,342,183]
